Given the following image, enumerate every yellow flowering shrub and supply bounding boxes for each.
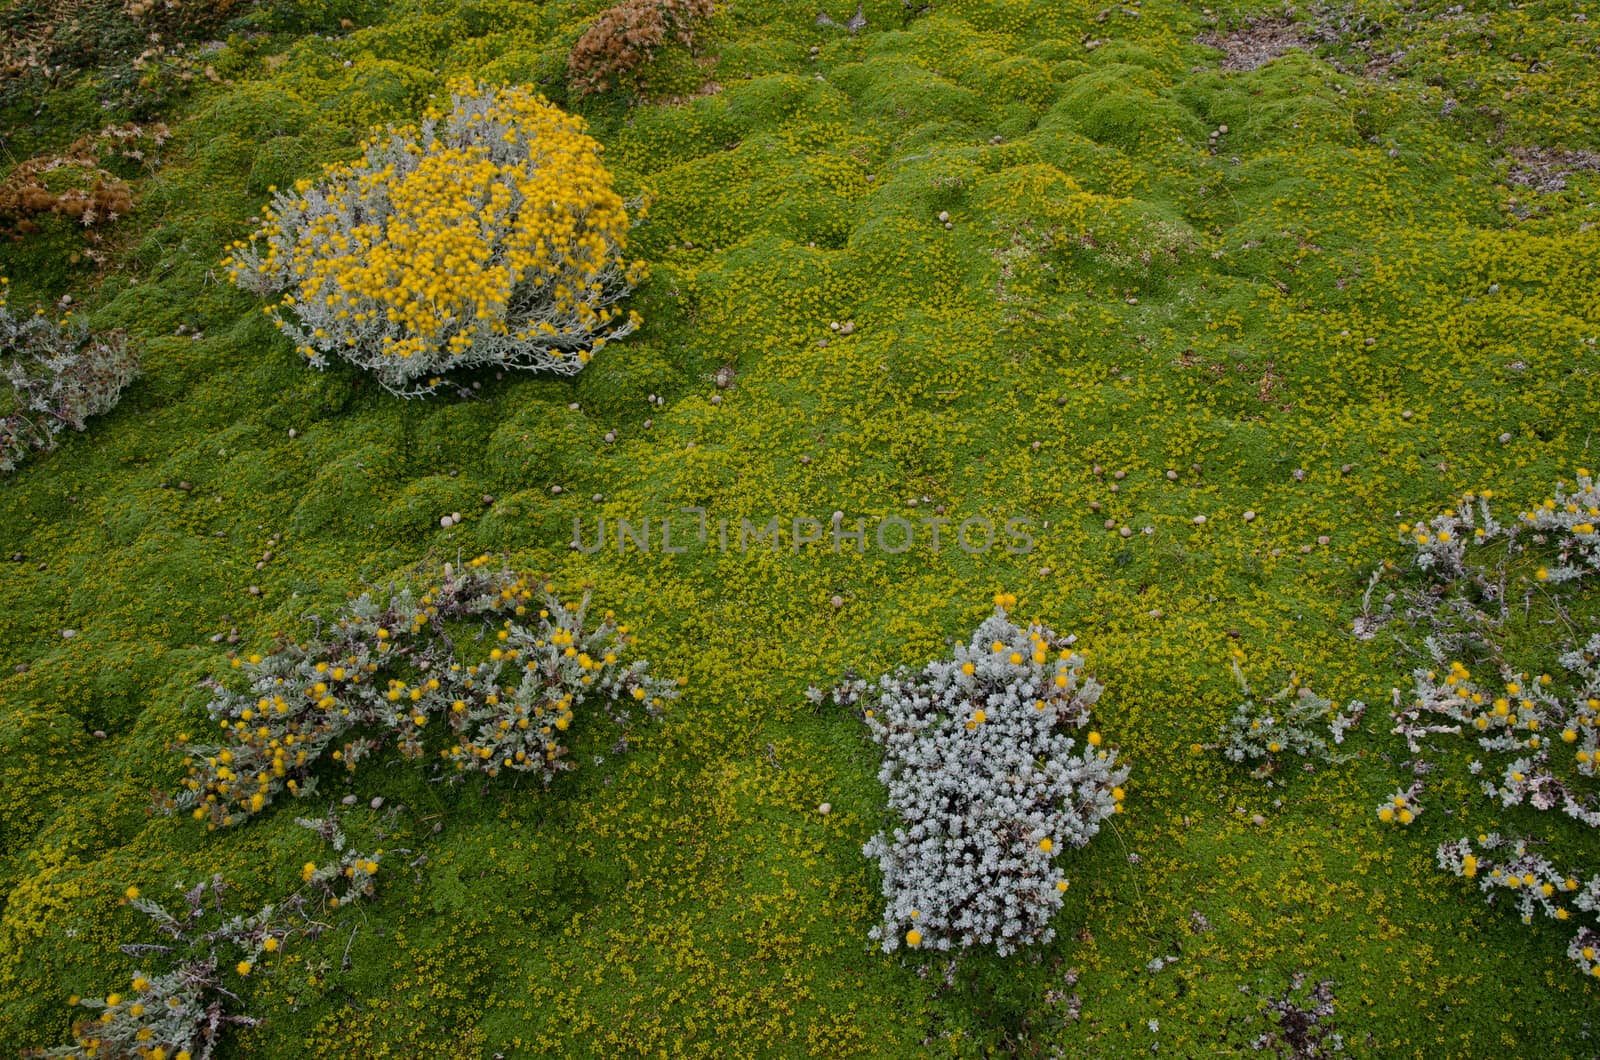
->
[23,813,383,1060]
[169,557,677,829]
[224,79,647,397]
[1385,473,1600,977]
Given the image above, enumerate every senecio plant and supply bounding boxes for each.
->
[1213,650,1363,776]
[28,813,382,1060]
[1380,472,1600,977]
[1,277,139,473]
[224,79,646,397]
[826,595,1130,955]
[168,556,678,829]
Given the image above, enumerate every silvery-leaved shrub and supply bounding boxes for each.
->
[1214,652,1363,775]
[1,279,139,473]
[167,556,678,829]
[826,596,1130,955]
[224,78,647,397]
[1378,473,1600,977]
[25,812,381,1060]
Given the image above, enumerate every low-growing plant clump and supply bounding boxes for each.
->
[168,557,678,829]
[567,0,718,100]
[224,79,647,397]
[1211,650,1364,777]
[24,812,383,1060]
[0,122,167,244]
[1379,473,1600,976]
[824,596,1129,955]
[1,278,140,473]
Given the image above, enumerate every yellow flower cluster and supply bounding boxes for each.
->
[223,79,647,396]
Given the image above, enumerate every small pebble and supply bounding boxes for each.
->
[1031,440,1041,451]
[1243,510,1257,522]
[1104,518,1117,530]
[1317,535,1330,546]
[1089,501,1102,512]
[604,431,616,442]
[1166,470,1178,481]
[1119,527,1133,538]
[440,516,453,528]
[342,795,358,806]
[248,585,261,596]
[1251,813,1267,827]
[61,628,77,639]
[818,802,832,815]
[1499,432,1513,444]
[711,394,722,405]
[1292,469,1306,482]
[1192,515,1206,525]
[830,595,844,609]
[287,428,298,439]
[592,494,604,503]
[799,454,811,464]
[568,402,580,411]
[370,797,384,810]
[551,485,563,495]
[93,729,106,739]
[839,321,855,336]
[937,210,950,223]
[1401,410,1413,420]
[1113,470,1126,480]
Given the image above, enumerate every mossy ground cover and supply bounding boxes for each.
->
[2,0,1598,1054]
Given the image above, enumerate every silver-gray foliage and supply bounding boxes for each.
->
[829,606,1129,955]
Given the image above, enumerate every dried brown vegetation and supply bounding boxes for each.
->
[0,122,167,241]
[567,0,718,99]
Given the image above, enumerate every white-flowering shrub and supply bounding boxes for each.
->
[168,556,678,829]
[828,596,1130,955]
[224,79,647,397]
[1,279,139,473]
[1214,652,1363,774]
[26,812,382,1060]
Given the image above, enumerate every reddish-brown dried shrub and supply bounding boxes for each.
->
[567,0,717,99]
[0,122,167,240]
